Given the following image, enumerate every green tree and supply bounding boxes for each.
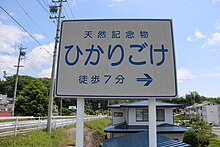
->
[183,129,199,147]
[15,80,49,116]
[186,91,206,105]
[0,75,35,97]
[191,121,216,147]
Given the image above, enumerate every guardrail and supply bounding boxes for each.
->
[0,115,96,137]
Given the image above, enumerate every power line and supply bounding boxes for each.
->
[63,6,69,19]
[0,64,27,75]
[24,58,44,74]
[0,5,53,56]
[42,0,50,6]
[0,35,20,44]
[14,0,50,42]
[67,0,74,18]
[36,0,50,15]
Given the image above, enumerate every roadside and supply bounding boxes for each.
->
[66,127,106,147]
[212,127,220,139]
[66,118,111,147]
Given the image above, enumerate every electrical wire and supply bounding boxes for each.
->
[67,0,74,18]
[42,0,50,6]
[63,6,69,19]
[0,5,53,56]
[36,0,50,15]
[0,64,27,75]
[14,0,50,42]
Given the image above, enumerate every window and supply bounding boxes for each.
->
[136,109,148,121]
[136,109,165,122]
[156,109,165,121]
[114,112,123,117]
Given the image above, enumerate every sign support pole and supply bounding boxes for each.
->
[76,98,84,147]
[148,98,157,147]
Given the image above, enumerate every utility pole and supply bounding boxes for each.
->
[12,46,26,116]
[47,0,66,132]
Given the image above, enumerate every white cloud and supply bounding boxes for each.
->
[18,43,54,77]
[108,4,114,7]
[201,32,220,48]
[186,30,206,42]
[39,67,52,78]
[25,43,54,67]
[215,21,220,30]
[212,0,220,4]
[177,68,197,83]
[0,21,28,54]
[106,0,125,7]
[206,72,220,77]
[0,55,17,77]
[112,0,124,2]
[205,66,220,77]
[33,33,45,40]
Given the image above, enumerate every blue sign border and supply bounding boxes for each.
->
[55,19,178,98]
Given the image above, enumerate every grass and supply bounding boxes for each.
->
[0,128,67,147]
[84,118,112,135]
[208,138,220,147]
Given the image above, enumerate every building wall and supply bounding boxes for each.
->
[203,105,220,125]
[0,112,12,117]
[0,94,7,104]
[185,102,220,125]
[112,108,127,125]
[128,107,173,125]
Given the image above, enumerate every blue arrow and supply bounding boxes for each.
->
[136,73,153,86]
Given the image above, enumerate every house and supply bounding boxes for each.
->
[104,100,189,142]
[0,94,12,116]
[103,131,190,147]
[184,101,220,125]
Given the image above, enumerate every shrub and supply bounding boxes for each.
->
[183,129,199,147]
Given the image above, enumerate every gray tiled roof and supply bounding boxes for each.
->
[104,123,189,133]
[108,100,182,108]
[103,131,190,147]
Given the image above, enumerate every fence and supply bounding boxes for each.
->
[0,115,96,137]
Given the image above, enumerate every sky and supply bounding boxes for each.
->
[0,0,220,98]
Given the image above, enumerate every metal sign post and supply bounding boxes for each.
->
[149,98,157,147]
[76,98,84,147]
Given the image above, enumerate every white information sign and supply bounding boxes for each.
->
[56,19,177,98]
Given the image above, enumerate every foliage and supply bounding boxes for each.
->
[163,91,207,107]
[0,75,35,97]
[84,118,112,135]
[0,128,67,147]
[191,121,216,147]
[62,108,71,116]
[15,80,49,116]
[189,114,200,123]
[208,138,220,147]
[183,129,199,147]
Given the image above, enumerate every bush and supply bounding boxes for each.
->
[183,129,199,147]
